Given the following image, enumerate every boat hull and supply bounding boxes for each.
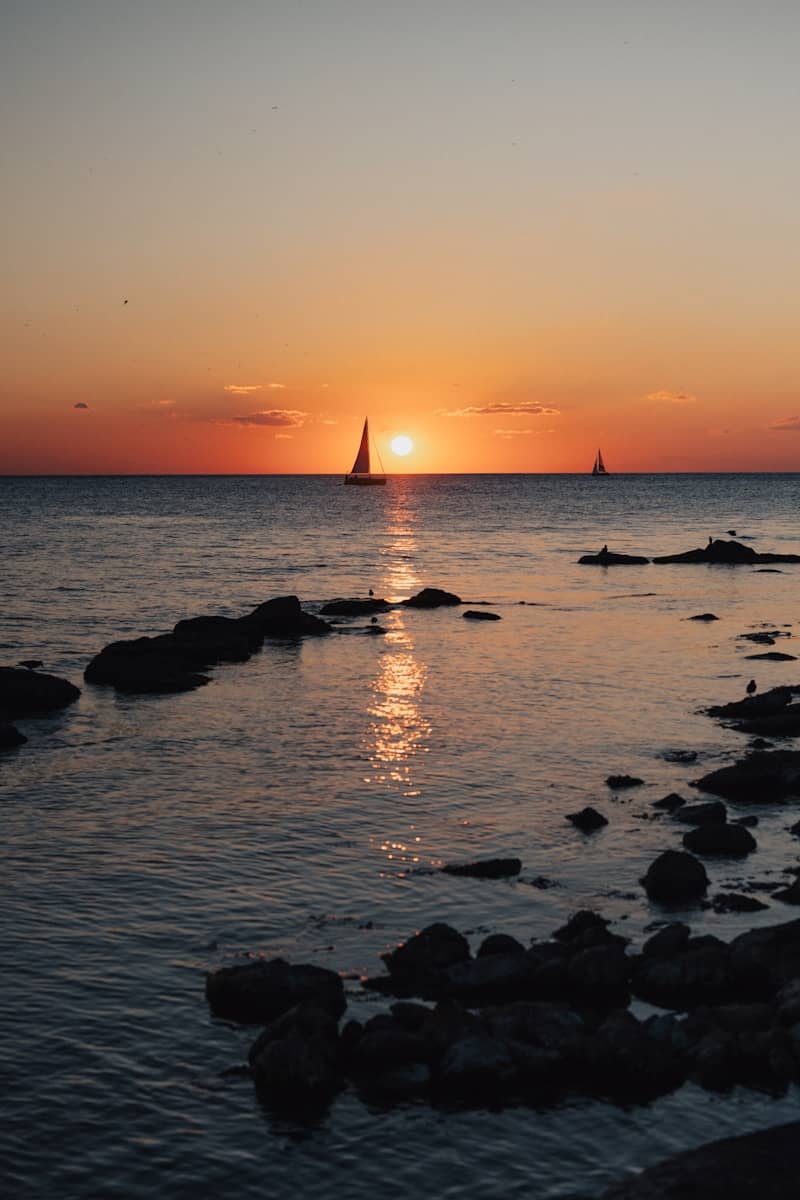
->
[344,475,386,486]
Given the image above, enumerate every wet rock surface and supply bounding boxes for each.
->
[641,850,709,903]
[462,610,501,620]
[567,807,608,832]
[578,550,650,565]
[320,598,391,616]
[696,750,800,802]
[441,857,521,879]
[401,587,462,608]
[653,538,800,565]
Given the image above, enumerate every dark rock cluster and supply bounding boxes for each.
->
[207,913,800,1115]
[0,665,81,750]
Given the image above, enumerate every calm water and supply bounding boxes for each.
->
[3,473,800,1199]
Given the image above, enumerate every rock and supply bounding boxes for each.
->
[552,910,617,947]
[567,943,631,1007]
[642,922,690,959]
[247,595,331,637]
[382,923,471,981]
[695,750,800,803]
[0,666,80,717]
[401,588,461,608]
[606,774,644,789]
[483,1000,585,1055]
[653,793,686,812]
[18,658,43,669]
[320,598,390,615]
[435,1034,521,1098]
[441,857,521,879]
[683,823,757,857]
[729,918,800,993]
[352,1026,430,1071]
[746,651,797,661]
[389,1001,433,1031]
[462,610,501,620]
[736,814,759,827]
[250,1029,341,1110]
[359,1062,432,1101]
[673,800,727,825]
[689,613,719,621]
[641,850,709,904]
[578,550,649,565]
[599,1119,800,1199]
[172,614,264,660]
[654,538,800,565]
[587,1010,686,1099]
[442,951,542,1006]
[0,722,27,748]
[477,933,526,958]
[663,749,698,763]
[205,958,345,1024]
[633,939,732,1009]
[773,879,800,905]
[567,806,608,832]
[85,636,211,694]
[790,820,800,837]
[712,892,768,913]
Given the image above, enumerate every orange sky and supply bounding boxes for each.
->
[2,2,799,474]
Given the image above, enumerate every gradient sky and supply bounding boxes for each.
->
[2,0,799,473]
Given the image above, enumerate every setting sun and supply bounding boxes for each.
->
[390,434,414,457]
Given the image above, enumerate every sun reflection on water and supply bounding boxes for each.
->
[379,483,421,601]
[367,627,431,794]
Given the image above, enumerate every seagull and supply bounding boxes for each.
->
[746,679,757,696]
[368,588,374,596]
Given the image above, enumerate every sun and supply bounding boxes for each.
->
[390,434,414,457]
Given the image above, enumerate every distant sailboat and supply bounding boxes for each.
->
[592,448,609,477]
[344,417,386,486]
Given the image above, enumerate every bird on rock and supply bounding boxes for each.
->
[746,679,757,696]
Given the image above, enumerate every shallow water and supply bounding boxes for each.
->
[3,473,800,1198]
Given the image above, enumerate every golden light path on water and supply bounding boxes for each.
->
[364,485,433,872]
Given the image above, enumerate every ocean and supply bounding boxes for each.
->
[3,472,800,1199]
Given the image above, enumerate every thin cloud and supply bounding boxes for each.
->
[228,409,307,428]
[268,382,285,389]
[768,416,800,432]
[645,390,696,404]
[224,383,263,395]
[275,433,293,439]
[494,428,534,437]
[73,402,88,409]
[438,402,559,418]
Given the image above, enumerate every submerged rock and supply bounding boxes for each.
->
[578,549,649,565]
[663,749,698,763]
[0,722,27,748]
[402,587,462,608]
[606,774,644,789]
[653,793,686,812]
[641,850,709,904]
[0,665,80,717]
[441,857,521,879]
[746,651,797,661]
[689,613,719,621]
[462,610,501,621]
[712,893,768,914]
[673,800,727,825]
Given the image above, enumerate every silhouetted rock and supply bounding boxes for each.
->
[600,1120,800,1199]
[85,636,211,694]
[441,857,521,879]
[654,538,800,565]
[773,879,800,905]
[696,750,800,803]
[641,849,709,903]
[683,822,757,857]
[642,922,690,959]
[18,658,43,669]
[689,613,719,621]
[633,937,731,1008]
[402,587,462,608]
[382,923,470,981]
[0,722,27,748]
[578,549,649,565]
[173,614,263,660]
[567,806,608,832]
[552,910,619,947]
[0,665,80,717]
[567,943,631,1007]
[320,598,390,615]
[249,1005,343,1111]
[247,595,331,636]
[708,685,796,719]
[746,651,797,661]
[476,933,526,958]
[606,774,644,789]
[462,610,501,620]
[663,749,698,763]
[673,800,727,825]
[586,1009,685,1099]
[205,958,345,1024]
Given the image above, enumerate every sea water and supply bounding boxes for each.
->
[2,473,800,1199]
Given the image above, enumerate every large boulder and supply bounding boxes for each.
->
[401,587,461,608]
[673,801,727,825]
[205,958,345,1024]
[641,850,709,904]
[632,937,733,1009]
[654,538,800,566]
[172,614,263,660]
[320,598,390,616]
[0,666,80,717]
[84,635,210,694]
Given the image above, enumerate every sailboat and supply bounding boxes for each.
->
[344,417,386,485]
[591,448,609,477]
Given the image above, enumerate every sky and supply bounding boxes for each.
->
[2,0,799,473]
